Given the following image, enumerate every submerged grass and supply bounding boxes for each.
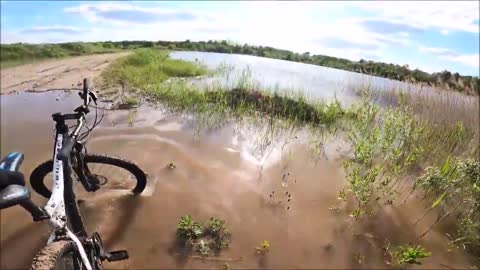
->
[102,49,480,260]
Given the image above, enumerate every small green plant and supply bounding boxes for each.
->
[392,245,431,265]
[167,161,176,169]
[353,253,366,264]
[176,215,204,247]
[206,217,231,251]
[255,240,270,255]
[176,215,231,256]
[125,96,139,106]
[128,110,135,127]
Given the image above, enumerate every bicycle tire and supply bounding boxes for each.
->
[30,154,147,199]
[30,240,82,270]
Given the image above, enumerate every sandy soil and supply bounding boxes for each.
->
[0,52,130,94]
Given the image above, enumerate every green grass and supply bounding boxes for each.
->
[101,49,206,90]
[0,42,121,69]
[103,49,480,259]
[392,245,431,265]
[124,96,139,106]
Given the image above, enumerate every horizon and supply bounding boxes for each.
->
[1,1,479,76]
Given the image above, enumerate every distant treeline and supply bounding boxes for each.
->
[1,40,478,94]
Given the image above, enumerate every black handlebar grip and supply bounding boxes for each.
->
[57,137,76,161]
[83,78,88,92]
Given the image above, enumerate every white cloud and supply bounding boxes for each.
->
[419,46,479,70]
[64,3,199,25]
[0,31,27,43]
[443,54,480,69]
[348,1,479,33]
[2,1,478,74]
[419,46,459,57]
[21,25,88,34]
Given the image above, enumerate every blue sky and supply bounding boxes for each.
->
[1,1,479,76]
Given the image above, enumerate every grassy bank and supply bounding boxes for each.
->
[101,49,349,128]
[101,49,206,89]
[0,42,121,69]
[102,49,479,262]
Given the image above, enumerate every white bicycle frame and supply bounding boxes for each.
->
[44,133,93,270]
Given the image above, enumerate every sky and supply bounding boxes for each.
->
[1,1,479,76]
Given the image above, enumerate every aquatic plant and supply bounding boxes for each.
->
[176,215,231,256]
[176,215,204,247]
[392,244,431,265]
[255,240,270,255]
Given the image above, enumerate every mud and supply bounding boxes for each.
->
[1,91,477,269]
[0,52,129,94]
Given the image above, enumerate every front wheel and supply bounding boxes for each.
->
[31,240,84,270]
[30,154,147,199]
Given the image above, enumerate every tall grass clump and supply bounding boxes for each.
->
[341,89,426,213]
[343,87,480,257]
[101,49,207,91]
[363,85,479,165]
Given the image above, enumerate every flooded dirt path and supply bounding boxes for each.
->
[1,91,476,269]
[0,52,130,94]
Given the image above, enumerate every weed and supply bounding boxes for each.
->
[415,158,480,253]
[176,215,231,256]
[125,96,139,106]
[127,110,135,127]
[196,240,211,257]
[342,91,425,214]
[168,161,176,169]
[255,240,270,255]
[176,215,204,247]
[353,253,366,264]
[392,244,431,265]
[206,217,231,251]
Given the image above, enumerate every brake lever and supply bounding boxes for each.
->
[89,91,98,105]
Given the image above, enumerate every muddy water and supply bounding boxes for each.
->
[1,91,476,269]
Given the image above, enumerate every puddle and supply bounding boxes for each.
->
[1,91,476,269]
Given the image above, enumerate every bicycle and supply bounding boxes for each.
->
[0,78,147,270]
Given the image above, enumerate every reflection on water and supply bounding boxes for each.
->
[170,51,429,102]
[0,90,476,269]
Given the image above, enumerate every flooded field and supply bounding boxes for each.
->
[1,91,476,269]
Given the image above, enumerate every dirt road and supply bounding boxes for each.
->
[0,52,129,94]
